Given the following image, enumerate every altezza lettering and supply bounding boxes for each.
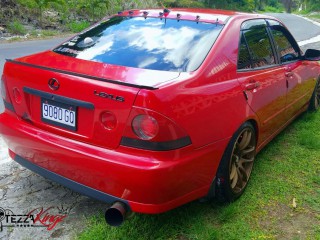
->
[94,90,125,102]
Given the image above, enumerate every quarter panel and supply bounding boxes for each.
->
[134,15,260,149]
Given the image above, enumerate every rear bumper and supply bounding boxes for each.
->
[0,112,229,214]
[13,153,131,210]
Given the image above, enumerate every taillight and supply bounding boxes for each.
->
[121,107,191,151]
[132,115,159,140]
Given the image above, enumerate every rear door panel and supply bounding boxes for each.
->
[237,67,287,142]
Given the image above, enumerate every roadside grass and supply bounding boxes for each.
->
[77,111,320,240]
[6,30,73,43]
[298,12,320,22]
[7,20,27,35]
[310,14,320,19]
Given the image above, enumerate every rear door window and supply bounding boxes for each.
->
[238,34,252,69]
[238,19,276,70]
[243,27,276,68]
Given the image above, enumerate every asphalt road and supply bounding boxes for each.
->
[0,37,69,75]
[266,13,320,41]
[0,13,320,239]
[0,37,70,113]
[266,13,320,51]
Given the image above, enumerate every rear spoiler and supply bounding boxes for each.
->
[6,59,158,90]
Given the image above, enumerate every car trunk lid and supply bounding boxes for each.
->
[3,51,180,149]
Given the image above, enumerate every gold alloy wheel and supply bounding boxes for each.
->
[229,127,256,193]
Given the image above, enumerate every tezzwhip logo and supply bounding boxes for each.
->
[0,206,68,232]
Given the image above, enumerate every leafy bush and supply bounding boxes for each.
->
[7,20,27,35]
[66,20,90,33]
[264,5,284,13]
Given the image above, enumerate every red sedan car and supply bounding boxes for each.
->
[0,8,319,226]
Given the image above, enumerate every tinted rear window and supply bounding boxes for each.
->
[53,16,223,72]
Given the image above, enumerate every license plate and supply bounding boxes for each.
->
[41,98,77,131]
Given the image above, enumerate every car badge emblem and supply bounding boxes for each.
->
[48,78,60,90]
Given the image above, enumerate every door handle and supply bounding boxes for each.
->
[285,72,293,77]
[245,81,260,90]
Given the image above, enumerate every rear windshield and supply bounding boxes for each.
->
[53,16,223,72]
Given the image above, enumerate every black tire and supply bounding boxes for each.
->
[309,78,320,112]
[215,122,256,203]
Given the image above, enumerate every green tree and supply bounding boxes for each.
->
[306,0,320,11]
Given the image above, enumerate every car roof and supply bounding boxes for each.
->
[114,8,270,24]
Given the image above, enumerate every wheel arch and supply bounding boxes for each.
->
[246,118,259,145]
[204,117,259,201]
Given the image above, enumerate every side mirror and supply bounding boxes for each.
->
[304,49,320,61]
